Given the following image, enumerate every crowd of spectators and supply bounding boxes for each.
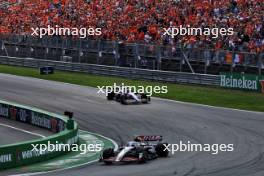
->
[0,0,263,53]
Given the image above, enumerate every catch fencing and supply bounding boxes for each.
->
[0,35,262,75]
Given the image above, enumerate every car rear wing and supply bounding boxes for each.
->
[134,135,163,142]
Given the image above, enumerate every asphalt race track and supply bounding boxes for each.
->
[0,73,264,176]
[0,119,39,145]
[0,116,53,145]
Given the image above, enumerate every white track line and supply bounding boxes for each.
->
[82,130,118,151]
[152,97,264,115]
[0,123,45,138]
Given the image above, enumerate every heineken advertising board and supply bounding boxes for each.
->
[220,73,264,93]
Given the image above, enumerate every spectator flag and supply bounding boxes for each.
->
[234,54,244,64]
[232,61,236,68]
[206,58,210,66]
[99,51,102,58]
[181,58,185,65]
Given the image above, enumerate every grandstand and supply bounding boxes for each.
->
[0,0,16,9]
[0,0,263,75]
[0,1,9,9]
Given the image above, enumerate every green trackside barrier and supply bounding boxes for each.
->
[0,99,79,170]
[220,72,264,93]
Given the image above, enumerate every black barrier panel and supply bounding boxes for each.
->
[50,118,66,133]
[30,111,53,131]
[30,111,65,133]
[39,66,54,75]
[9,106,31,123]
[0,103,9,119]
[50,118,58,133]
[1,103,65,133]
[57,119,65,132]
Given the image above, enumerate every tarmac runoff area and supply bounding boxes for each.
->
[0,117,52,145]
[0,73,264,176]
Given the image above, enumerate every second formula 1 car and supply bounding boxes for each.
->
[107,86,151,105]
[100,135,168,164]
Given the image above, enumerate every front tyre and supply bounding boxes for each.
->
[138,151,148,164]
[155,143,169,157]
[107,92,115,100]
[120,95,128,105]
[102,148,115,164]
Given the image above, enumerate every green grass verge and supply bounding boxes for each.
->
[0,64,263,112]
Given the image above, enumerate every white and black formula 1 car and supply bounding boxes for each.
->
[100,135,168,164]
[107,88,151,105]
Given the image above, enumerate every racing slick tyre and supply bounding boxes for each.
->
[141,94,151,104]
[120,95,128,105]
[138,150,148,164]
[102,148,115,164]
[107,92,115,100]
[155,143,169,157]
[148,96,151,102]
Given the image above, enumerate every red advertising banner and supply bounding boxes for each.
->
[260,80,264,93]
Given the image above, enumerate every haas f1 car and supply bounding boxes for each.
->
[100,135,168,164]
[107,88,151,105]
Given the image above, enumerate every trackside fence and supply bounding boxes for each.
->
[0,35,263,75]
[0,56,221,86]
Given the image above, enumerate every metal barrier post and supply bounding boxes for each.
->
[156,45,161,70]
[97,40,101,64]
[114,41,118,66]
[135,43,139,68]
[258,53,262,76]
[78,40,82,63]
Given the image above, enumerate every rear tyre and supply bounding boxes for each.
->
[141,94,150,104]
[120,95,128,105]
[141,94,147,99]
[148,96,151,102]
[155,143,169,157]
